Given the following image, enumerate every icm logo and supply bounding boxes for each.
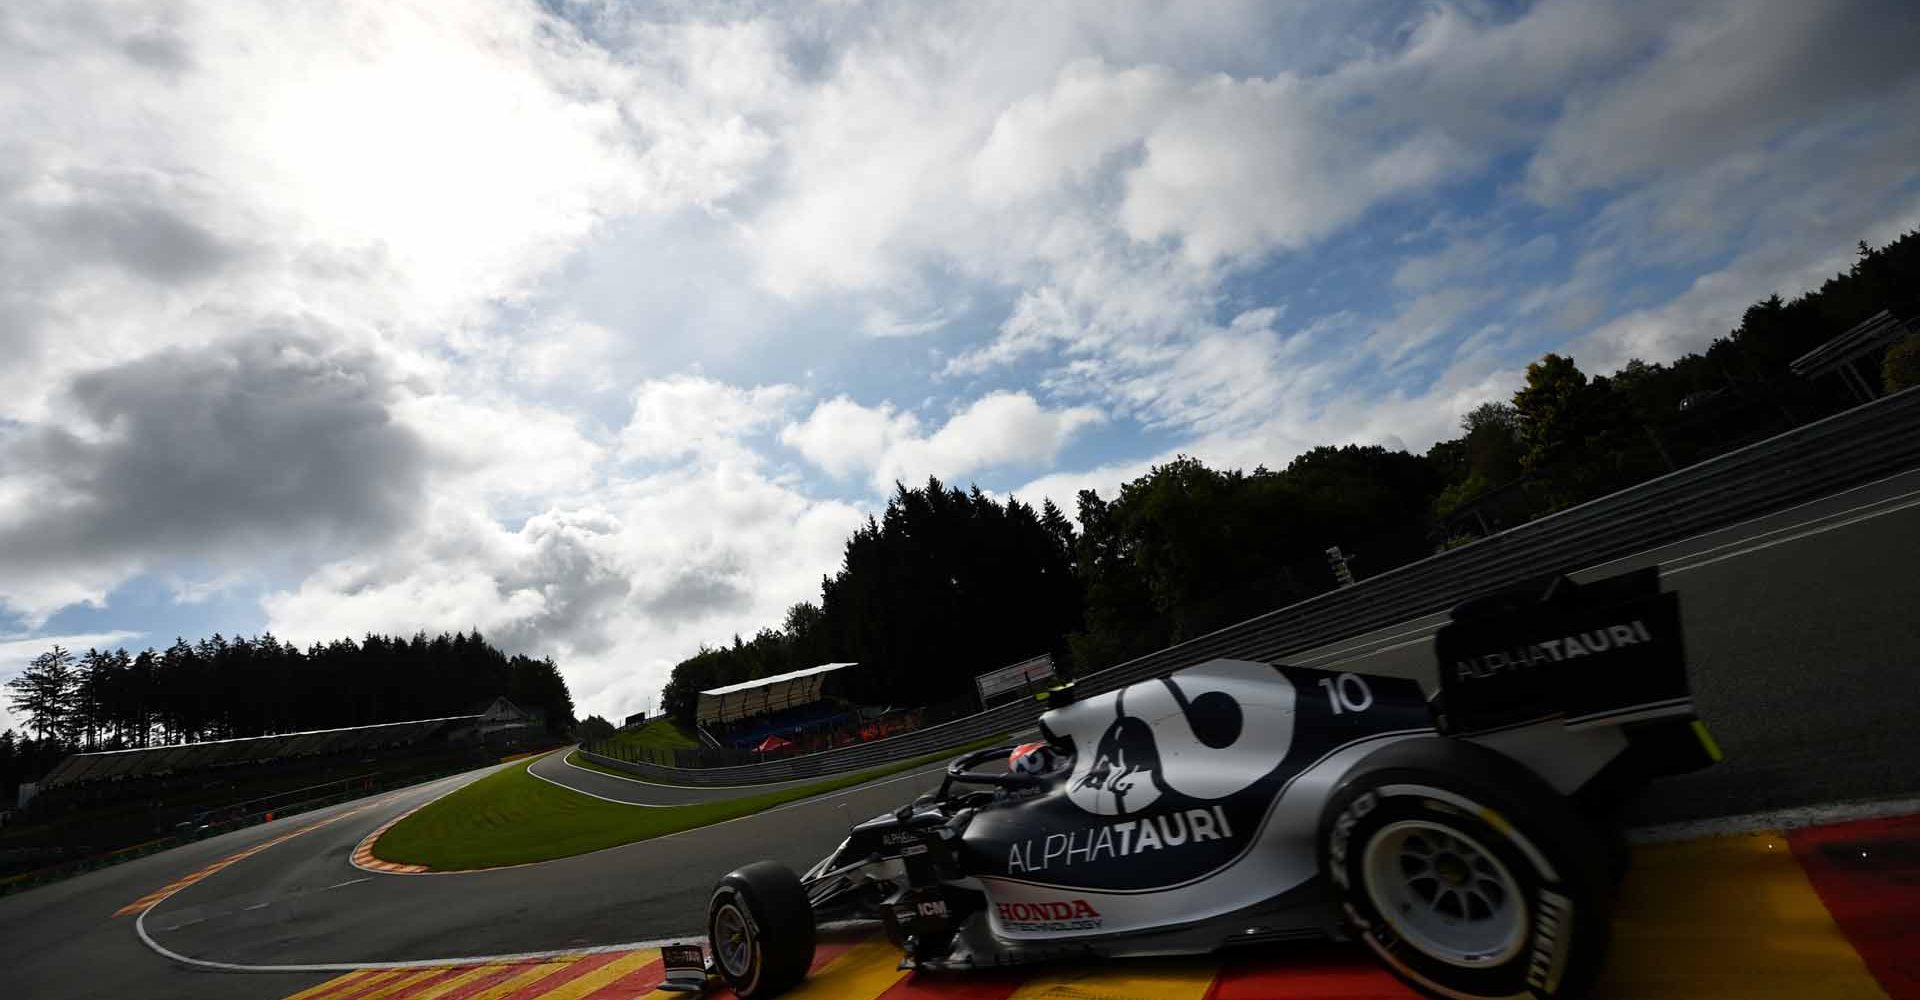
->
[1053,660,1297,816]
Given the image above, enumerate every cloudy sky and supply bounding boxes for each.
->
[3,0,1918,732]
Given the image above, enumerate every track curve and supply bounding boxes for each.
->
[526,747,897,805]
[141,753,957,967]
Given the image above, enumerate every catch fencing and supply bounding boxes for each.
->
[582,387,1920,786]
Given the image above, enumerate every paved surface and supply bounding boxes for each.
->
[527,749,950,806]
[537,740,1038,807]
[264,814,1920,1000]
[2,469,1918,1000]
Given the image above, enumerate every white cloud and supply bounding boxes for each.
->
[1119,74,1470,264]
[1526,0,1920,200]
[782,391,1103,492]
[777,397,916,482]
[1012,351,1529,519]
[1013,456,1160,521]
[399,392,607,505]
[0,332,428,625]
[0,0,792,419]
[264,465,865,724]
[7,0,1920,727]
[746,6,1486,300]
[968,60,1178,207]
[619,375,801,464]
[861,303,961,339]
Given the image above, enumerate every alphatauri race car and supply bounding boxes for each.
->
[668,568,1720,999]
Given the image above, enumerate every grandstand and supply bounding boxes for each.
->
[697,664,867,751]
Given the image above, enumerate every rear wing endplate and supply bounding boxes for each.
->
[1432,567,1694,737]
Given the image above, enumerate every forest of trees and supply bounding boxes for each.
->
[660,485,1084,720]
[2,631,575,794]
[659,231,1920,725]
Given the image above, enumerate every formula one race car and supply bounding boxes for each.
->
[674,567,1720,999]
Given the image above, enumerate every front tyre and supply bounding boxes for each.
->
[1320,739,1611,1000]
[707,861,816,999]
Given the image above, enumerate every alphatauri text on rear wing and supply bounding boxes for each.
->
[1433,566,1718,776]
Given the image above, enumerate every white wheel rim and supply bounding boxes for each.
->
[1361,819,1528,968]
[713,901,754,978]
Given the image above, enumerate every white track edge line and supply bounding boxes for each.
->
[135,916,879,975]
[1615,484,1920,571]
[1578,470,1920,576]
[527,752,673,806]
[1626,795,1920,845]
[559,747,938,793]
[332,756,963,878]
[1663,494,1920,576]
[559,748,825,792]
[135,903,700,973]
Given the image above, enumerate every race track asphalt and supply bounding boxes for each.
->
[3,467,1918,1000]
[524,748,927,806]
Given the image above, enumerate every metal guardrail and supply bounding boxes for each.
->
[584,387,1920,786]
[583,699,1046,781]
[0,754,530,898]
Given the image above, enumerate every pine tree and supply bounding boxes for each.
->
[6,646,76,744]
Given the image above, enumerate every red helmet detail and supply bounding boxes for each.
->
[1008,741,1056,776]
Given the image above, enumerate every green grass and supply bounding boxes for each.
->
[564,747,842,786]
[598,717,701,753]
[375,736,1010,870]
[564,748,691,782]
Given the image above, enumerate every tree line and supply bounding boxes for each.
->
[658,231,1920,724]
[3,631,575,794]
[660,486,1084,721]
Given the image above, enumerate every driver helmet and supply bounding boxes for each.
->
[1007,741,1058,777]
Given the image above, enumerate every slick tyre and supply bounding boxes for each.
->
[1320,739,1611,1000]
[707,861,816,999]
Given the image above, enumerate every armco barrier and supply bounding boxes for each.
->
[0,754,531,898]
[584,387,1920,786]
[582,698,1046,784]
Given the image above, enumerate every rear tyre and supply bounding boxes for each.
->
[707,861,816,999]
[1319,739,1611,1000]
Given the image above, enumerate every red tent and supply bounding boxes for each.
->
[755,735,795,752]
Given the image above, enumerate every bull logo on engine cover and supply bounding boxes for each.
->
[1056,660,1297,817]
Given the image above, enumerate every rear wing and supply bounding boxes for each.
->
[1432,567,1718,776]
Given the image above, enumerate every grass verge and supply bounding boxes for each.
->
[375,736,1010,870]
[564,748,686,782]
[600,718,701,753]
[562,747,902,787]
[563,749,723,787]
